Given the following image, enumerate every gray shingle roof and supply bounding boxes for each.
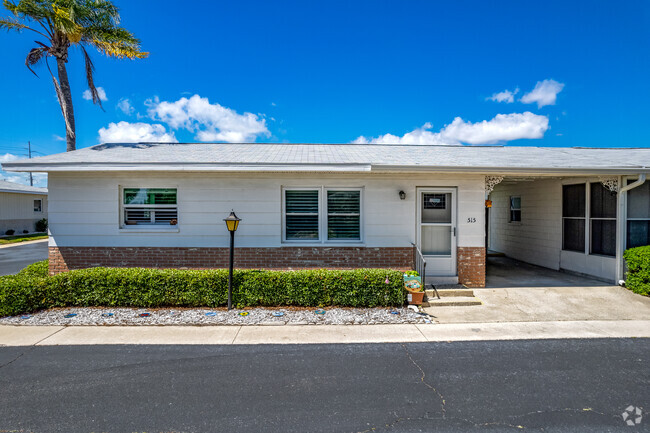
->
[2,142,650,174]
[0,179,47,194]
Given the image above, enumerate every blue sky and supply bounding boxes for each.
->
[0,0,648,185]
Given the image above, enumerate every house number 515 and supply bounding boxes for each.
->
[467,217,476,223]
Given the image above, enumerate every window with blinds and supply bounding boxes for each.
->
[284,187,362,242]
[327,190,361,240]
[285,190,319,240]
[122,188,178,226]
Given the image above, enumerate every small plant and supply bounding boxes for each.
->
[23,230,29,234]
[5,229,15,236]
[404,270,419,277]
[623,246,650,296]
[35,219,48,233]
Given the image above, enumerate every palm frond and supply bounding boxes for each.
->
[51,4,82,41]
[89,38,148,59]
[0,16,29,31]
[81,45,104,110]
[4,0,51,21]
[25,46,48,76]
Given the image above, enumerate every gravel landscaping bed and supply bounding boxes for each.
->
[0,306,432,326]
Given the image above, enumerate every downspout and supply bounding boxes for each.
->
[617,174,646,283]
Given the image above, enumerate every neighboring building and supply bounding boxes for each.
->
[2,143,649,286]
[0,180,48,234]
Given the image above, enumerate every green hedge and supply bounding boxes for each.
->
[623,246,650,296]
[0,261,405,316]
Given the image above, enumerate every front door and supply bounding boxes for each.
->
[417,188,457,276]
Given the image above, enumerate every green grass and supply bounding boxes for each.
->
[0,233,48,245]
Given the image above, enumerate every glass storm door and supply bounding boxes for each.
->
[417,188,457,276]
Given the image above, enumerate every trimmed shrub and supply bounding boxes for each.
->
[17,260,49,279]
[623,246,650,296]
[5,229,15,236]
[22,230,28,234]
[35,218,47,233]
[0,264,405,316]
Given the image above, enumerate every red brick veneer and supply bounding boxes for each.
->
[48,246,414,275]
[457,246,486,288]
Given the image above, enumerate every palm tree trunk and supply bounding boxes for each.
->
[56,57,76,152]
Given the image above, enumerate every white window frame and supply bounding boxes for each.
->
[589,182,616,257]
[562,182,587,254]
[509,196,521,223]
[562,180,619,257]
[33,199,42,213]
[624,176,650,250]
[119,186,180,232]
[282,186,364,244]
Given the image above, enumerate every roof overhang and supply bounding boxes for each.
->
[3,161,649,177]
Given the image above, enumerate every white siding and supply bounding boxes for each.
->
[0,192,48,220]
[489,178,617,282]
[48,172,486,250]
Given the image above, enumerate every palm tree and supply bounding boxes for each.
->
[0,0,147,151]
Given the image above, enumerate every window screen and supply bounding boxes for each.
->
[627,180,650,248]
[590,183,616,256]
[562,184,586,252]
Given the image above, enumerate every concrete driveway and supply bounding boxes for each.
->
[426,256,650,324]
[0,239,48,276]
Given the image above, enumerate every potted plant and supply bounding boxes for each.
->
[404,271,424,305]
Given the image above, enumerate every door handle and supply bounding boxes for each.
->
[453,227,456,237]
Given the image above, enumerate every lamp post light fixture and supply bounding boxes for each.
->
[223,210,241,310]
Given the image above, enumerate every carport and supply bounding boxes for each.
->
[486,173,649,284]
[485,255,610,288]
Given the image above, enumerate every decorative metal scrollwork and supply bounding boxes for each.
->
[485,175,504,197]
[599,177,619,193]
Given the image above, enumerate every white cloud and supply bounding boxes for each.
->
[147,94,270,142]
[117,98,134,115]
[83,87,108,101]
[98,121,177,143]
[487,88,519,103]
[520,79,564,108]
[52,134,65,141]
[353,112,549,145]
[0,153,47,187]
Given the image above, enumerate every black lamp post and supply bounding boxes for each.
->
[223,210,241,310]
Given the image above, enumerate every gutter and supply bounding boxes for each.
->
[619,174,646,193]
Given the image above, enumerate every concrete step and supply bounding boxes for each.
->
[422,297,482,307]
[426,289,474,298]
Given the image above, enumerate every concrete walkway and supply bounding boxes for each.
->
[1,320,648,346]
[425,256,650,323]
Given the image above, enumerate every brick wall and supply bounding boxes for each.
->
[49,246,414,275]
[457,246,486,288]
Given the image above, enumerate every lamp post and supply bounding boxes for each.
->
[223,210,241,310]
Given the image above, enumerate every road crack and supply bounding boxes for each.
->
[400,343,447,418]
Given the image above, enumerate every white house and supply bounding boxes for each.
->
[2,143,649,286]
[0,180,48,234]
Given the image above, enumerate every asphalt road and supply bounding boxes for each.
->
[0,240,48,275]
[0,339,647,432]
